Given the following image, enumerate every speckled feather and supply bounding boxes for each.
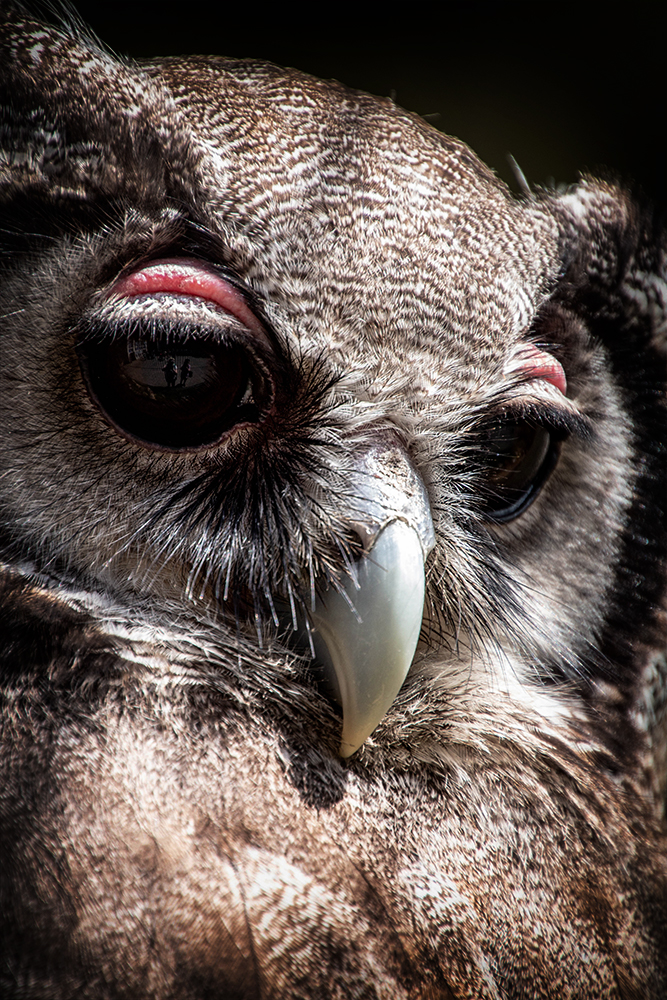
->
[1,5,666,998]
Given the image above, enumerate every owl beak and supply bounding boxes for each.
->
[309,442,435,756]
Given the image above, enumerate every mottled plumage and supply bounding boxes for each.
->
[1,5,666,998]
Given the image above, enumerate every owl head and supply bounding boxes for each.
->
[1,5,666,997]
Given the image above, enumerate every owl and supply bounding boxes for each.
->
[1,4,666,999]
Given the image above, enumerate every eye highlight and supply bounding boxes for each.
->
[477,418,559,522]
[77,326,267,451]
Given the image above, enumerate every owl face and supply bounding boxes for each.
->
[0,23,642,752]
[1,9,666,998]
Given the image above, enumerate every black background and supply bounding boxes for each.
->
[68,2,664,213]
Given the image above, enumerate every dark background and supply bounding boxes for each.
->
[68,1,663,213]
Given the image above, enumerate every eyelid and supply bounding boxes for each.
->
[80,282,273,362]
[84,256,275,356]
[505,342,567,395]
[109,258,262,330]
[482,398,592,440]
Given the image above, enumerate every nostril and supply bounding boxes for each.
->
[346,520,381,556]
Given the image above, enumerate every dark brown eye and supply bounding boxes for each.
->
[78,329,266,450]
[478,419,558,522]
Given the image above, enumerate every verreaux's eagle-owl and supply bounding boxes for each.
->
[1,5,666,998]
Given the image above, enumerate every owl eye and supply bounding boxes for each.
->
[77,329,267,451]
[478,419,558,522]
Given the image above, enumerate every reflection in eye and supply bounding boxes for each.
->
[78,332,261,450]
[477,419,559,522]
[125,342,212,391]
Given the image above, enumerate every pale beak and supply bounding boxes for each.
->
[309,440,435,756]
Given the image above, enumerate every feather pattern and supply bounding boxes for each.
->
[1,4,666,997]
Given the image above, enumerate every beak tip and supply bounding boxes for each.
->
[319,519,427,757]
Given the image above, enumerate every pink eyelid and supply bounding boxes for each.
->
[108,258,267,341]
[506,344,567,395]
